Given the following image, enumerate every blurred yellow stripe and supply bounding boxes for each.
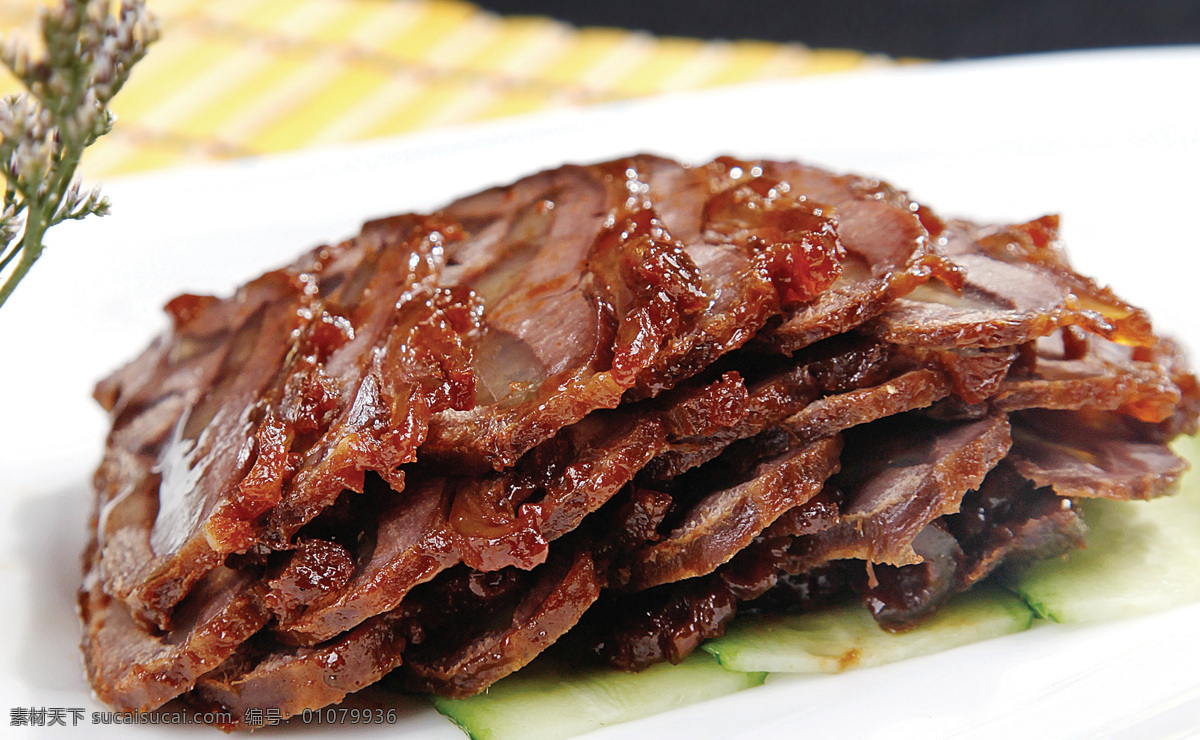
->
[705,41,788,86]
[375,1,480,64]
[303,0,392,44]
[453,16,561,75]
[168,47,310,143]
[358,76,479,137]
[530,27,629,91]
[108,31,238,120]
[607,36,709,96]
[245,61,393,151]
[0,0,888,176]
[798,48,884,75]
[473,86,560,121]
[213,0,317,32]
[91,136,192,175]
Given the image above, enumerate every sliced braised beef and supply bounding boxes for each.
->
[80,565,271,712]
[745,158,964,353]
[794,412,1012,568]
[948,460,1089,589]
[192,609,418,727]
[273,477,457,646]
[618,435,843,591]
[83,155,1199,719]
[424,155,846,470]
[870,219,1156,351]
[646,333,913,480]
[587,577,737,671]
[106,216,474,630]
[277,373,748,646]
[401,549,603,697]
[632,155,848,395]
[776,367,953,448]
[1008,409,1189,500]
[860,523,965,628]
[263,539,355,623]
[994,329,1187,423]
[93,266,315,630]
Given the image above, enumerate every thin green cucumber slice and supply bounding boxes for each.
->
[1007,434,1200,622]
[702,585,1033,674]
[430,652,765,740]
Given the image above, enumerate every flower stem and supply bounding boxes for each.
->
[0,239,43,309]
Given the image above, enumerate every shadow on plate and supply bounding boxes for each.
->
[15,480,93,694]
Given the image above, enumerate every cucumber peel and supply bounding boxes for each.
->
[430,652,765,740]
[1005,434,1200,622]
[701,585,1033,673]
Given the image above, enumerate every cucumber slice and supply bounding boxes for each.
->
[702,586,1033,674]
[1007,434,1200,622]
[430,652,765,740]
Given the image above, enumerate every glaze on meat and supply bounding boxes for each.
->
[80,155,1200,724]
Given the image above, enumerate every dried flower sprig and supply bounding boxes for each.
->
[0,0,159,309]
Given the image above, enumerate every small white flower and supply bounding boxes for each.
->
[0,0,158,308]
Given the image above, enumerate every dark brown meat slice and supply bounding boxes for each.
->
[274,476,458,645]
[587,577,738,671]
[646,334,907,480]
[797,412,1012,567]
[101,215,474,630]
[390,488,670,692]
[585,561,861,672]
[586,488,853,671]
[262,539,356,623]
[594,456,1087,661]
[777,367,954,448]
[737,158,961,354]
[619,435,843,591]
[1152,336,1200,438]
[258,231,479,549]
[994,329,1186,423]
[715,487,848,602]
[444,371,749,574]
[871,218,1156,351]
[192,610,416,726]
[424,156,846,470]
[971,216,1154,344]
[1008,409,1189,500]
[79,565,271,712]
[94,265,318,629]
[633,155,848,392]
[948,460,1089,589]
[651,349,969,484]
[859,523,965,628]
[401,549,602,697]
[860,460,1091,629]
[276,373,748,646]
[84,378,273,711]
[594,413,1013,667]
[424,163,688,470]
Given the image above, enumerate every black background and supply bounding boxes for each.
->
[474,0,1200,59]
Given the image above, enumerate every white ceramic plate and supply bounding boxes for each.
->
[2,46,1199,740]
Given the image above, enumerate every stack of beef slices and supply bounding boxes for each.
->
[81,155,1199,725]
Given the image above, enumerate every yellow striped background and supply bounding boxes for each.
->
[0,0,893,177]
